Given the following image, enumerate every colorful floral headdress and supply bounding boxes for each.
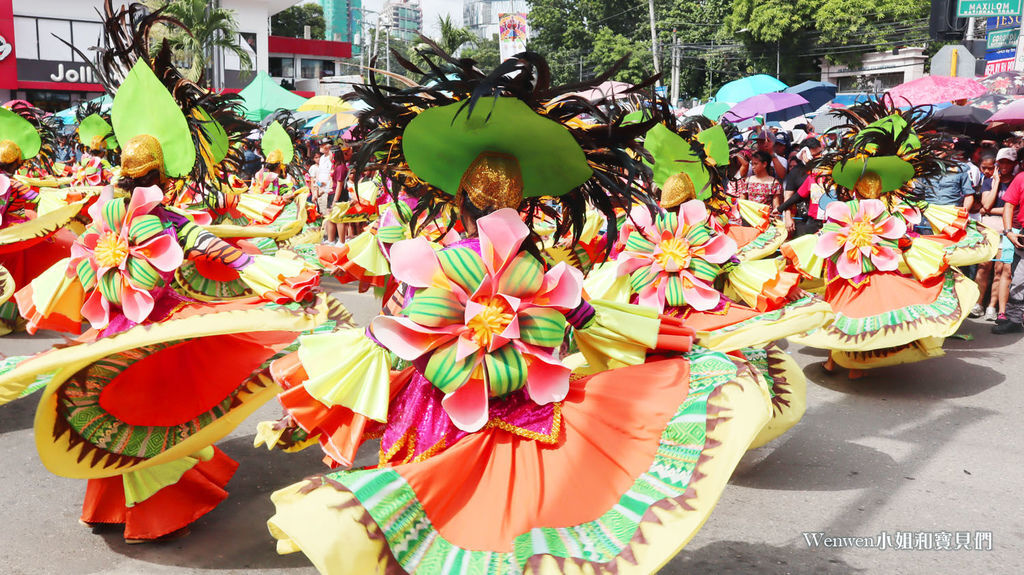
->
[813,96,947,203]
[70,0,254,192]
[642,105,730,207]
[348,39,659,250]
[77,113,117,152]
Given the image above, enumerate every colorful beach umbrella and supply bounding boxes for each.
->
[311,112,358,136]
[714,74,787,104]
[980,71,1024,96]
[686,101,733,121]
[886,76,986,107]
[298,95,355,114]
[722,92,809,122]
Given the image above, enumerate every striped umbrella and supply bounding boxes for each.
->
[311,112,358,136]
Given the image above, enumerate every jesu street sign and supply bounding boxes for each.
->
[959,0,1022,17]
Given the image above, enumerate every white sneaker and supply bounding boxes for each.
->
[969,304,984,318]
[984,307,998,321]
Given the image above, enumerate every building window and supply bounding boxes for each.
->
[300,58,319,79]
[270,56,294,78]
[13,17,39,59]
[37,19,73,61]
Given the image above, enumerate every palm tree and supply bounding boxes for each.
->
[437,15,476,56]
[147,0,253,84]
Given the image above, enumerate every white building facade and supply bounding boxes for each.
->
[0,0,306,110]
[819,48,928,93]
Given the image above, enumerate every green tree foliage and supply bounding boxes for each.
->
[437,15,477,55]
[462,35,501,71]
[529,0,929,98]
[148,0,253,84]
[271,3,326,40]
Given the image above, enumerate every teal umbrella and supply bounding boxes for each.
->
[237,72,307,121]
[53,94,113,125]
[714,75,787,104]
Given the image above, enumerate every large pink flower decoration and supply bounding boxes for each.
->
[71,186,184,327]
[814,199,907,280]
[370,208,582,432]
[616,200,737,312]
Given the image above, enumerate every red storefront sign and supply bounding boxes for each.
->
[986,57,1017,74]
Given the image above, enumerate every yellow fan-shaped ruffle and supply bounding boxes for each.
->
[736,198,771,230]
[297,329,392,422]
[238,254,308,299]
[725,259,800,312]
[780,234,826,279]
[343,230,391,277]
[903,236,947,281]
[572,299,661,374]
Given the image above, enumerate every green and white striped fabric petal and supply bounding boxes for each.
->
[98,271,123,305]
[404,287,465,327]
[127,214,164,243]
[424,340,479,394]
[516,307,567,348]
[625,231,655,253]
[629,266,659,293]
[438,247,487,293]
[497,253,543,298]
[665,274,687,307]
[76,258,97,290]
[655,212,678,236]
[483,344,527,397]
[688,258,720,283]
[126,257,162,291]
[101,197,127,232]
[685,223,711,248]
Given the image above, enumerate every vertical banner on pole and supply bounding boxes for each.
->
[498,13,528,62]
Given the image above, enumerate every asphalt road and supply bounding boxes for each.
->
[1,283,1021,575]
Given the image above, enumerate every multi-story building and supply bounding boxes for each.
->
[382,0,422,42]
[0,0,352,109]
[321,0,361,47]
[463,0,525,39]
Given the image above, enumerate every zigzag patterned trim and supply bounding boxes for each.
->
[304,349,740,574]
[830,273,961,341]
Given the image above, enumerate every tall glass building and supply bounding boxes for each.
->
[382,0,422,42]
[321,0,361,48]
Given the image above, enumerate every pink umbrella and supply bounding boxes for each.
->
[571,80,634,102]
[886,76,986,107]
[722,92,809,122]
[986,98,1024,127]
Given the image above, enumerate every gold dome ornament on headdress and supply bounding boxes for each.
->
[120,134,166,180]
[266,149,284,165]
[0,140,21,165]
[660,172,697,209]
[457,152,525,211]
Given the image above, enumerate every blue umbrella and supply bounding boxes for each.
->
[782,81,837,110]
[714,74,787,104]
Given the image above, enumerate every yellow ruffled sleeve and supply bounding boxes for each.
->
[902,236,948,281]
[582,261,632,303]
[780,234,826,279]
[572,299,660,374]
[725,259,802,312]
[297,329,392,422]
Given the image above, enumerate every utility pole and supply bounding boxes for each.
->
[670,30,679,107]
[647,0,661,87]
